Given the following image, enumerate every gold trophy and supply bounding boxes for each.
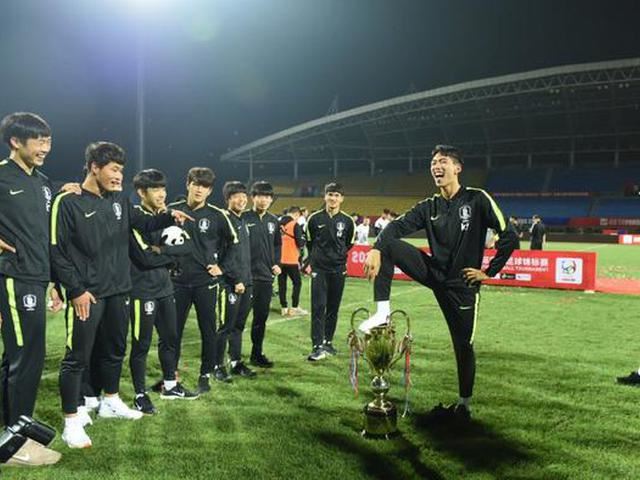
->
[348,308,412,439]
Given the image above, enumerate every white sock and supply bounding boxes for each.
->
[103,394,120,404]
[164,380,177,391]
[230,360,239,368]
[65,415,81,427]
[458,397,471,409]
[376,301,390,317]
[636,368,640,375]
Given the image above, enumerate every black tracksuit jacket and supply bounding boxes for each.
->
[243,210,282,283]
[50,189,175,300]
[374,186,518,283]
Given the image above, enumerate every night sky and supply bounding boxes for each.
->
[1,0,638,191]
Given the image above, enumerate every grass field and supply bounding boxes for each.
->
[7,241,640,479]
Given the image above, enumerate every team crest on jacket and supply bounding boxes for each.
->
[113,202,123,220]
[336,222,345,238]
[23,294,37,311]
[199,218,210,233]
[459,205,472,231]
[268,222,275,234]
[228,293,237,305]
[42,186,52,212]
[144,301,155,314]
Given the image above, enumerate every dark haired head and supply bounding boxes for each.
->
[431,144,463,165]
[0,112,51,148]
[532,214,541,220]
[287,206,301,215]
[133,169,167,191]
[383,208,391,215]
[186,167,215,188]
[251,180,274,197]
[223,181,247,201]
[85,142,125,171]
[324,182,344,195]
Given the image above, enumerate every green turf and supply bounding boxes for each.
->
[7,242,640,479]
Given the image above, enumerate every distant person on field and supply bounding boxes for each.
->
[355,217,371,245]
[509,216,522,250]
[529,215,546,250]
[373,209,390,236]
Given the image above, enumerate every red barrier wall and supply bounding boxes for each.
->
[347,245,597,291]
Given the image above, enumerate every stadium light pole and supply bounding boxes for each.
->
[123,0,177,170]
[136,33,145,171]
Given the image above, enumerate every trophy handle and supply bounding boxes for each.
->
[388,309,412,369]
[350,307,371,331]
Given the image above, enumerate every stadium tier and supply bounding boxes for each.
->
[485,168,549,193]
[592,197,640,217]
[548,166,640,194]
[496,196,593,223]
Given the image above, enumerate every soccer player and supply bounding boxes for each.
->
[509,216,523,250]
[0,113,62,432]
[355,217,371,245]
[215,181,254,379]
[51,142,191,448]
[529,214,546,250]
[278,206,306,317]
[128,169,199,415]
[169,168,238,393]
[360,144,518,421]
[373,209,390,236]
[236,181,281,368]
[305,183,356,361]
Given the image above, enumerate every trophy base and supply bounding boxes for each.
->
[362,401,397,439]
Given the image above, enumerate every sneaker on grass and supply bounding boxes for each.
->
[161,383,199,400]
[98,395,143,420]
[62,419,92,449]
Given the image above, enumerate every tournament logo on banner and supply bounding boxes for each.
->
[555,258,583,284]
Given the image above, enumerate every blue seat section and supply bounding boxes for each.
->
[485,169,547,193]
[593,198,640,217]
[549,167,640,193]
[496,196,592,225]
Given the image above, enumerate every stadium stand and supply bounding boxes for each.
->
[592,197,640,217]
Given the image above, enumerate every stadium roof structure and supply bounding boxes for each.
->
[221,58,640,177]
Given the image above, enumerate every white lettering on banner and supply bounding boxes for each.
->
[515,274,532,281]
[555,258,584,284]
[351,250,367,264]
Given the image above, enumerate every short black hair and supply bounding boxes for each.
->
[223,181,247,201]
[324,182,344,195]
[431,144,463,165]
[0,112,51,148]
[383,208,391,214]
[186,167,215,188]
[85,142,125,171]
[133,169,167,190]
[287,206,301,215]
[532,214,541,220]
[251,180,274,197]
